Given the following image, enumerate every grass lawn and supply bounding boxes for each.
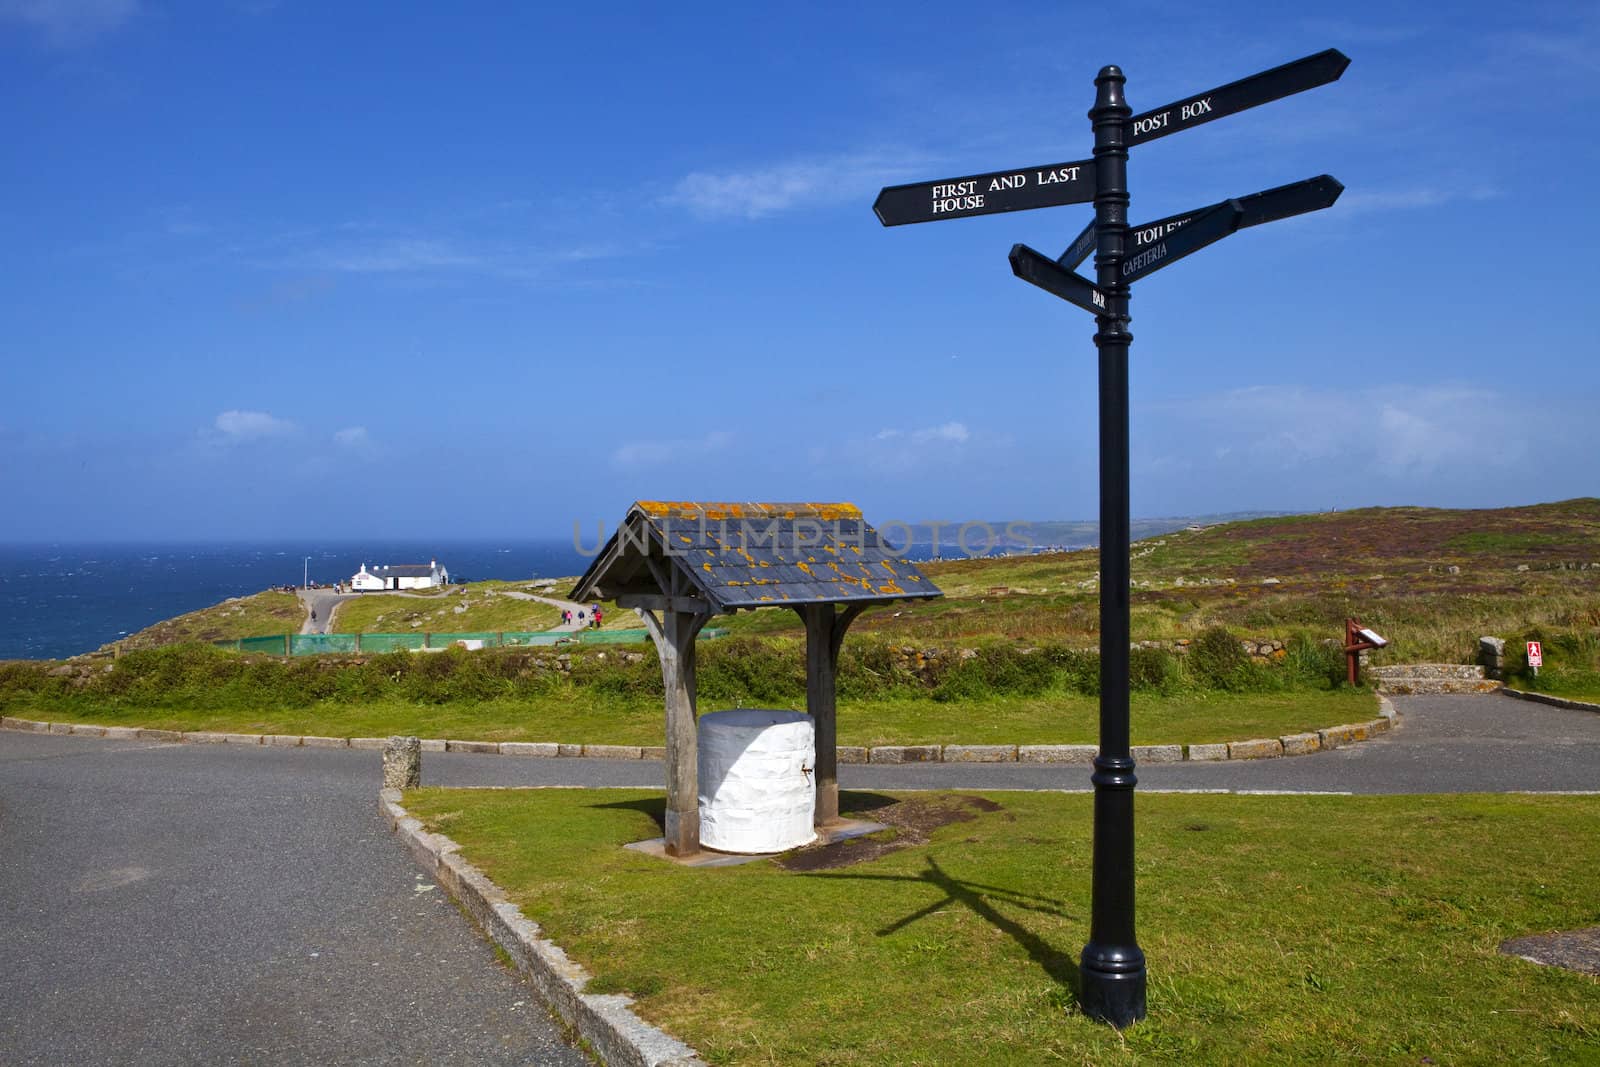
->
[8,687,1377,747]
[405,788,1600,1065]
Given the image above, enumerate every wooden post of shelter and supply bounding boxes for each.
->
[798,602,867,826]
[633,556,714,856]
[571,502,942,859]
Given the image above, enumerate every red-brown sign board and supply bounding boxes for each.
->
[1528,641,1543,667]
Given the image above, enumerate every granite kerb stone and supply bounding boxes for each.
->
[583,744,644,760]
[1500,688,1600,714]
[1228,737,1284,760]
[502,741,561,758]
[869,745,940,764]
[1018,744,1098,763]
[943,744,1018,763]
[1,716,49,732]
[1279,732,1322,757]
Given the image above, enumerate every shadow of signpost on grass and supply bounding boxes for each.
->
[810,855,1084,995]
[591,791,1080,990]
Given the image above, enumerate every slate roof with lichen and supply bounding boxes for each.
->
[571,501,943,611]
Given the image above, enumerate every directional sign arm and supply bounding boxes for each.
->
[1009,243,1111,316]
[1119,201,1243,284]
[1127,175,1343,251]
[1127,49,1350,146]
[1057,219,1097,270]
[874,159,1096,226]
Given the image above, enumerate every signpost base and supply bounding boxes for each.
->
[1079,947,1147,1028]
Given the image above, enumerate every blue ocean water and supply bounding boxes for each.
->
[0,541,593,661]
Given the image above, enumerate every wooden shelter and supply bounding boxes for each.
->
[571,501,943,856]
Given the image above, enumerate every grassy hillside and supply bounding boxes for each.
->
[113,590,305,652]
[94,501,1600,687]
[707,499,1600,668]
[331,581,560,634]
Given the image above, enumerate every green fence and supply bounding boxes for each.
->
[215,628,728,656]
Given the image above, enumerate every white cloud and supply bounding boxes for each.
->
[1338,186,1500,216]
[663,152,929,221]
[914,422,969,445]
[209,409,297,444]
[300,239,482,274]
[0,0,139,44]
[611,431,733,470]
[333,426,369,448]
[877,421,970,446]
[1138,384,1540,490]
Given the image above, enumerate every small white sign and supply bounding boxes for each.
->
[1527,641,1543,667]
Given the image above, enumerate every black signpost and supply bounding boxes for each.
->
[875,50,1349,1028]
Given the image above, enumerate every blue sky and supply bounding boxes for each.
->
[4,1,1597,541]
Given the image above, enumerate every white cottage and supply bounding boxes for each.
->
[350,559,449,591]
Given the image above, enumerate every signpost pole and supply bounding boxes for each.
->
[1080,63,1147,1028]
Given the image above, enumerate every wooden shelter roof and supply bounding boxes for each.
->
[570,501,942,611]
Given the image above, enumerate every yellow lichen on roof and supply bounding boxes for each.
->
[633,500,861,521]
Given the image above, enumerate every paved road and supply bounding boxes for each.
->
[3,692,1594,1064]
[491,589,594,632]
[297,590,356,635]
[0,735,590,1066]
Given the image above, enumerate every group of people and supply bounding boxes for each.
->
[561,604,603,629]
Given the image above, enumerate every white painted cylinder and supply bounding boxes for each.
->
[697,709,816,853]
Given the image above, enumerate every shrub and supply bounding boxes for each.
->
[1039,644,1100,695]
[694,638,805,705]
[1280,634,1346,689]
[1128,646,1185,694]
[1186,626,1250,690]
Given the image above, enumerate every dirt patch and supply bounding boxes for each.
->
[778,794,1005,872]
[1499,926,1600,976]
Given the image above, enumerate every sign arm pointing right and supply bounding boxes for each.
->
[1127,48,1350,145]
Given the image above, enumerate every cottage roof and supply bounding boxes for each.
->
[372,563,438,579]
[570,501,942,611]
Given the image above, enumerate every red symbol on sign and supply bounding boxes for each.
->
[1527,641,1543,667]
